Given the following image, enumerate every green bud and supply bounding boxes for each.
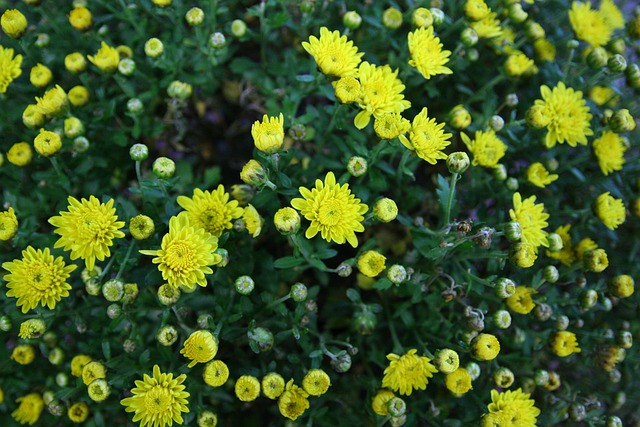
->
[56,372,69,387]
[580,289,598,309]
[353,308,377,335]
[336,262,352,277]
[288,123,306,140]
[390,415,407,427]
[248,327,274,352]
[543,265,559,283]
[290,282,308,302]
[156,325,179,346]
[508,4,527,23]
[493,367,514,388]
[608,54,627,73]
[433,348,460,374]
[556,315,569,330]
[102,278,125,302]
[127,98,143,114]
[209,32,226,49]
[461,27,478,47]
[330,352,352,373]
[273,207,300,235]
[240,159,268,186]
[609,109,636,133]
[72,136,90,153]
[185,7,204,26]
[48,347,64,365]
[118,58,136,76]
[85,279,101,296]
[606,416,623,427]
[106,303,122,319]
[489,115,504,131]
[616,331,633,349]
[158,284,180,305]
[446,152,470,174]
[47,399,64,416]
[431,8,445,26]
[495,278,516,298]
[467,48,479,62]
[493,164,507,181]
[373,198,398,222]
[412,7,433,28]
[235,275,255,295]
[465,362,481,380]
[123,339,136,353]
[64,117,84,138]
[167,80,193,100]
[298,0,314,13]
[505,221,522,242]
[505,177,519,191]
[387,265,407,284]
[144,37,164,58]
[343,11,362,30]
[152,157,175,178]
[493,309,512,329]
[533,303,552,321]
[566,39,580,49]
[569,403,586,422]
[546,233,563,252]
[608,38,625,55]
[534,369,549,386]
[387,397,406,417]
[524,20,545,40]
[129,215,155,241]
[626,63,640,82]
[231,19,247,37]
[586,46,608,69]
[347,156,368,176]
[43,331,57,347]
[505,93,518,107]
[382,7,403,29]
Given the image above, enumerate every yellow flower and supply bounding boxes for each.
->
[600,0,624,31]
[302,27,363,78]
[593,131,626,176]
[546,224,575,266]
[509,192,549,251]
[68,85,90,107]
[11,344,36,365]
[374,113,410,140]
[243,204,262,237]
[449,105,472,129]
[569,1,612,47]
[354,62,411,130]
[0,207,18,240]
[273,207,301,235]
[533,38,556,62]
[589,86,616,106]
[262,372,286,399]
[129,214,155,240]
[594,192,625,230]
[35,84,68,116]
[69,6,92,31]
[407,26,452,80]
[3,246,77,314]
[180,330,218,368]
[302,369,331,396]
[445,368,473,394]
[23,104,45,129]
[382,349,438,396]
[82,361,106,385]
[152,0,172,6]
[121,365,190,427]
[71,354,93,377]
[235,375,261,402]
[371,389,395,416]
[1,9,27,39]
[12,393,44,426]
[471,333,501,361]
[333,76,361,104]
[526,162,558,188]
[291,171,368,248]
[357,250,386,278]
[461,130,506,168]
[403,107,452,165]
[471,12,503,39]
[65,52,87,74]
[88,41,120,73]
[485,388,540,426]
[177,185,244,238]
[7,142,33,166]
[140,215,222,290]
[609,275,634,298]
[504,52,538,77]
[203,360,229,387]
[278,379,310,421]
[34,128,62,157]
[550,331,581,357]
[251,113,284,154]
[68,402,90,423]
[575,237,598,262]
[49,196,125,270]
[0,45,23,93]
[18,319,46,339]
[88,379,111,402]
[506,286,537,314]
[29,63,52,87]
[465,0,490,20]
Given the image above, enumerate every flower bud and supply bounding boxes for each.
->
[467,48,479,62]
[290,282,308,302]
[129,214,155,240]
[488,115,504,132]
[118,58,136,75]
[609,109,636,133]
[48,348,64,365]
[534,369,549,386]
[235,275,255,295]
[185,7,204,26]
[157,325,179,346]
[493,367,514,388]
[524,20,545,40]
[56,372,69,387]
[330,352,352,373]
[446,152,470,174]
[609,274,634,298]
[510,243,536,268]
[152,157,175,178]
[231,19,247,37]
[85,279,101,296]
[337,262,353,277]
[353,308,377,335]
[580,289,598,309]
[382,7,403,29]
[412,7,433,28]
[123,339,136,353]
[626,63,640,82]
[1,9,27,39]
[248,327,274,352]
[209,32,226,49]
[0,316,11,332]
[373,198,398,222]
[43,332,57,347]
[505,177,519,192]
[144,38,164,58]
[586,46,608,69]
[526,105,551,128]
[167,81,192,100]
[30,63,52,87]
[230,184,255,206]
[387,397,406,417]
[566,39,579,49]
[19,318,46,339]
[461,27,478,47]
[490,164,507,182]
[583,248,608,272]
[545,233,563,252]
[240,159,267,186]
[466,362,480,380]
[533,303,552,321]
[543,266,559,284]
[274,207,300,235]
[102,278,125,302]
[569,403,586,422]
[495,278,516,299]
[508,3,527,23]
[387,265,407,284]
[158,284,180,305]
[505,93,519,107]
[106,303,121,319]
[199,411,218,427]
[47,399,64,416]
[72,136,90,154]
[608,54,627,73]
[343,11,362,29]
[390,415,407,427]
[493,309,512,329]
[88,378,111,402]
[433,349,460,374]
[127,98,143,114]
[504,221,522,242]
[606,416,623,427]
[34,129,62,157]
[347,156,368,176]
[616,330,633,349]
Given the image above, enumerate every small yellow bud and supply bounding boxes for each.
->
[30,64,53,88]
[34,129,62,157]
[373,198,398,223]
[69,6,92,31]
[129,214,155,240]
[144,38,164,58]
[1,9,27,39]
[382,7,403,30]
[65,52,87,74]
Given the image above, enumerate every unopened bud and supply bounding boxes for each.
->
[495,278,516,299]
[587,47,608,69]
[580,289,598,309]
[433,349,460,374]
[353,308,377,335]
[343,11,362,29]
[533,303,552,321]
[387,397,406,417]
[373,198,398,222]
[167,80,193,100]
[209,32,226,48]
[493,309,512,329]
[505,221,522,242]
[118,58,136,75]
[330,352,352,373]
[493,164,507,181]
[152,157,175,178]
[583,248,609,272]
[156,325,179,346]
[446,152,470,174]
[412,7,433,28]
[106,303,121,319]
[336,262,352,277]
[185,7,204,26]
[569,403,586,422]
[144,37,164,58]
[248,327,273,352]
[347,156,367,177]
[488,115,504,131]
[127,98,143,114]
[235,275,255,295]
[505,177,519,191]
[158,284,180,305]
[609,274,634,298]
[546,233,563,252]
[387,265,407,284]
[431,8,445,26]
[543,266,559,283]
[609,109,636,133]
[608,54,627,73]
[505,93,519,107]
[461,27,478,47]
[382,7,403,30]
[616,331,633,349]
[493,367,514,388]
[274,207,300,235]
[526,105,552,128]
[240,159,268,186]
[606,415,623,427]
[524,20,545,40]
[534,369,549,386]
[290,282,308,302]
[508,4,527,23]
[231,19,247,37]
[102,279,125,302]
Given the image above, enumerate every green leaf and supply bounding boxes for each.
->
[309,350,324,358]
[373,278,394,290]
[273,256,305,269]
[295,74,315,82]
[313,248,337,260]
[436,174,451,216]
[346,288,361,303]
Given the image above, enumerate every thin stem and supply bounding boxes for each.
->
[214,292,236,338]
[49,157,71,193]
[444,172,460,228]
[115,240,136,280]
[98,256,117,281]
[172,306,194,335]
[382,298,402,354]
[563,46,575,78]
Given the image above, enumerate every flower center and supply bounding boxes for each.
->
[30,264,53,291]
[318,199,343,226]
[143,386,172,416]
[165,241,195,272]
[199,205,225,235]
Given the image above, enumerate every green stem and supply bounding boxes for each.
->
[444,172,460,228]
[382,298,402,354]
[49,157,71,193]
[290,234,328,271]
[214,292,236,338]
[563,46,575,78]
[115,240,136,280]
[98,256,117,281]
[267,294,291,308]
[172,306,194,335]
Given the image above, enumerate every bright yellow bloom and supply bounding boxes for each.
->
[34,128,62,157]
[18,319,46,339]
[65,52,87,74]
[609,275,634,298]
[382,349,438,396]
[251,113,284,154]
[180,330,218,368]
[82,361,106,385]
[354,62,411,130]
[471,12,503,39]
[550,331,581,357]
[11,344,36,365]
[461,130,506,168]
[0,207,18,240]
[484,388,540,426]
[23,104,45,129]
[302,27,363,78]
[546,224,575,266]
[504,52,537,77]
[121,365,190,427]
[509,192,549,251]
[291,171,368,248]
[533,38,556,62]
[35,84,68,116]
[140,215,222,290]
[600,0,625,31]
[589,86,616,106]
[0,45,23,93]
[302,369,331,396]
[593,131,626,176]
[1,9,27,39]
[333,76,361,104]
[526,162,558,188]
[68,402,90,423]
[569,1,612,47]
[262,372,286,399]
[371,389,395,416]
[69,6,92,31]
[278,379,310,421]
[472,333,500,361]
[243,204,262,237]
[29,63,52,87]
[408,26,452,80]
[12,393,44,425]
[403,107,452,164]
[575,237,598,261]
[445,368,473,394]
[7,142,33,166]
[594,192,625,230]
[374,113,410,140]
[3,247,77,314]
[235,375,260,402]
[203,360,229,387]
[506,286,536,314]
[88,41,120,72]
[465,0,490,20]
[357,250,386,278]
[49,196,125,270]
[68,85,90,107]
[177,185,244,238]
[71,354,93,377]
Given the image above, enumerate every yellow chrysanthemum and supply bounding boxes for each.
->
[278,379,310,421]
[69,6,92,31]
[534,82,593,148]
[11,344,36,365]
[0,207,18,240]
[408,26,452,80]
[526,162,558,188]
[484,388,540,426]
[445,368,473,395]
[121,365,190,427]
[333,76,361,104]
[203,360,229,387]
[180,330,218,368]
[0,45,23,93]
[262,372,286,399]
[29,63,52,88]
[235,375,261,402]
[472,333,501,361]
[546,224,575,266]
[402,107,452,165]
[49,196,125,270]
[177,186,244,238]
[88,41,120,72]
[18,319,46,339]
[374,113,410,140]
[533,38,556,62]
[371,389,395,416]
[302,369,331,396]
[381,349,438,396]
[594,192,625,230]
[353,62,411,130]
[1,9,27,39]
[461,130,506,168]
[68,402,90,423]
[302,27,363,78]
[243,204,262,238]
[3,247,77,314]
[509,192,549,251]
[506,286,537,314]
[71,354,93,377]
[12,393,44,426]
[465,0,490,21]
[600,0,625,31]
[593,131,626,176]
[589,86,616,106]
[569,1,612,47]
[550,331,581,357]
[140,215,222,290]
[35,84,68,117]
[291,171,368,248]
[251,113,284,154]
[504,52,538,77]
[357,250,386,278]
[575,237,598,262]
[471,12,503,39]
